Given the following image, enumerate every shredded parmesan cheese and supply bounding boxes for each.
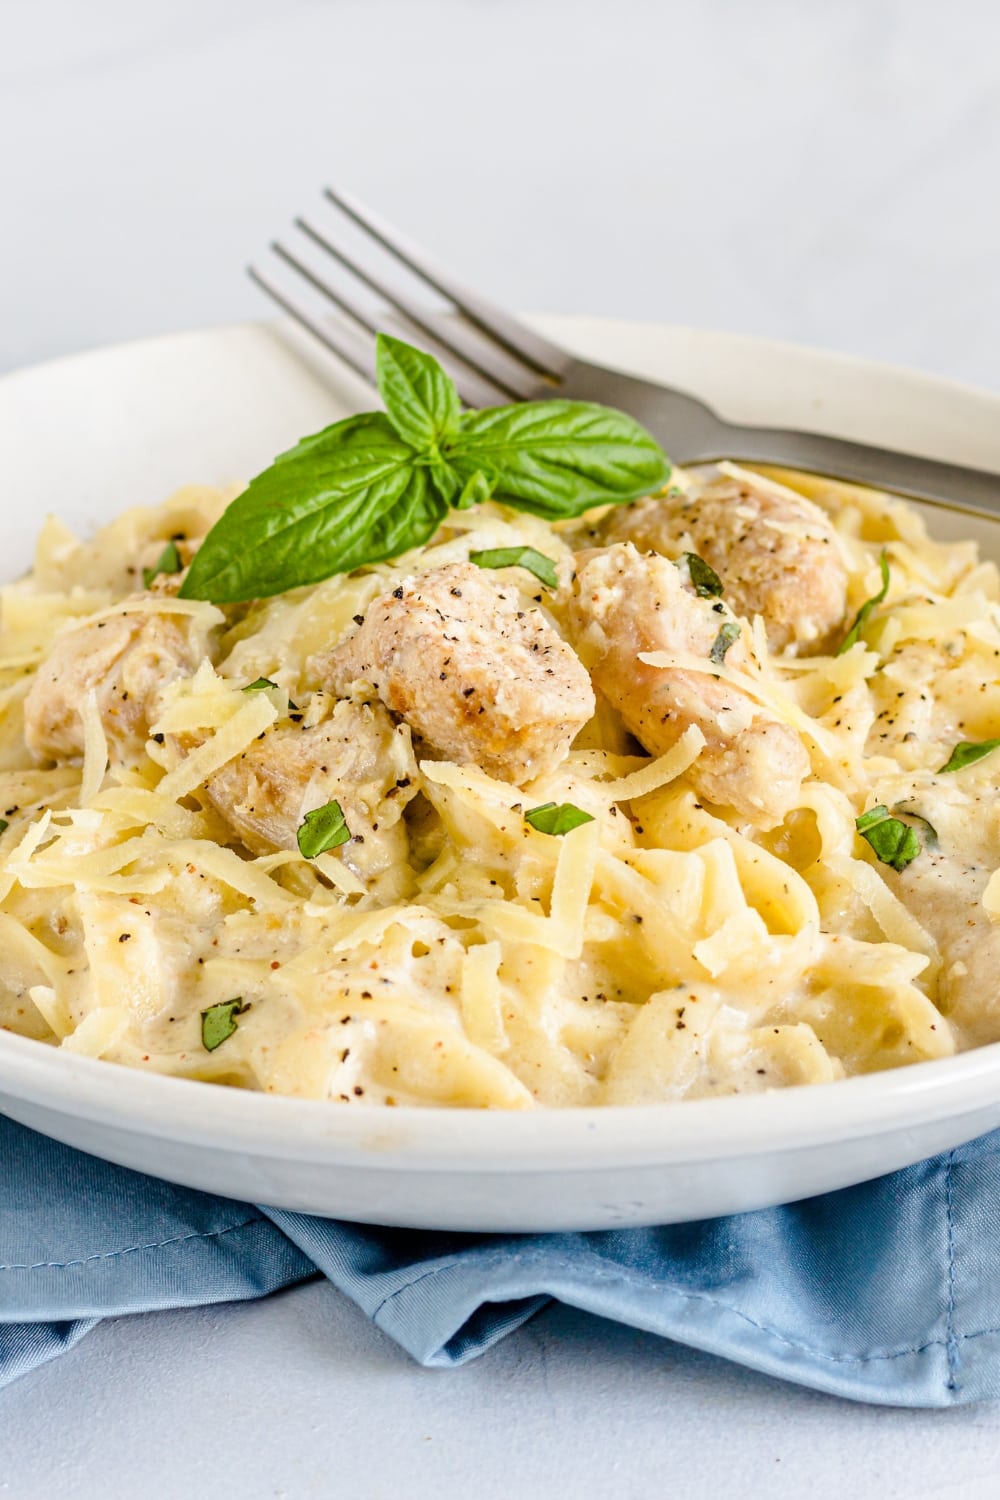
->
[0,465,994,1107]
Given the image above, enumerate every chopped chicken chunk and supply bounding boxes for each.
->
[565,543,810,823]
[202,698,419,881]
[317,562,595,786]
[24,582,215,764]
[595,468,848,652]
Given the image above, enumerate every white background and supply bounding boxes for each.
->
[5,1,1000,1495]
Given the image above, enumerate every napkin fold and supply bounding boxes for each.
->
[4,1112,1000,1406]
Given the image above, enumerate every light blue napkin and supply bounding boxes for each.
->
[3,1112,999,1406]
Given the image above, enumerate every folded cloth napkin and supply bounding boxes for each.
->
[4,1112,1000,1407]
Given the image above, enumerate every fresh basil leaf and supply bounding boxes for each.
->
[447,401,670,520]
[376,332,460,451]
[180,415,444,603]
[142,541,182,590]
[524,801,595,836]
[836,551,890,655]
[855,805,891,833]
[427,456,462,506]
[297,799,351,858]
[201,997,250,1052]
[938,738,1000,773]
[679,552,724,599]
[469,546,558,590]
[892,805,938,849]
[710,621,741,665]
[0,819,8,835]
[456,468,493,510]
[855,804,921,871]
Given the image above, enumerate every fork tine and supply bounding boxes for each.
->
[258,245,512,410]
[323,185,570,380]
[296,215,543,402]
[270,241,378,335]
[248,263,377,388]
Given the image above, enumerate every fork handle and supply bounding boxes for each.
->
[696,422,1000,518]
[563,363,1000,518]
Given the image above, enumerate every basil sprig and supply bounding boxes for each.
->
[469,546,558,589]
[201,997,249,1052]
[837,551,890,655]
[939,738,1000,774]
[180,335,670,604]
[524,802,595,836]
[297,799,351,858]
[855,805,922,872]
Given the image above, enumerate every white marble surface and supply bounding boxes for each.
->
[7,1283,1000,1500]
[5,0,1000,1495]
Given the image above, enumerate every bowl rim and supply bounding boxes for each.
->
[3,1025,1000,1169]
[4,314,1000,1172]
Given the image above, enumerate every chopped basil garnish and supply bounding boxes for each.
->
[297,799,351,858]
[524,802,595,836]
[836,550,890,655]
[142,541,183,591]
[243,677,280,692]
[855,804,921,871]
[938,738,1000,774]
[0,818,9,835]
[892,806,938,849]
[469,546,558,590]
[201,997,249,1052]
[679,552,724,599]
[710,621,741,665]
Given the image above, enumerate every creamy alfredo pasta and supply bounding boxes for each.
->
[1,462,998,1108]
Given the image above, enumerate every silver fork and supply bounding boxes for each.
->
[250,186,1000,516]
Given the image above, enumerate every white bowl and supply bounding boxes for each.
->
[3,316,1000,1232]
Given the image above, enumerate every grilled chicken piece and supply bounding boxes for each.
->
[318,562,595,786]
[24,581,215,764]
[596,468,848,652]
[565,543,809,823]
[202,698,418,881]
